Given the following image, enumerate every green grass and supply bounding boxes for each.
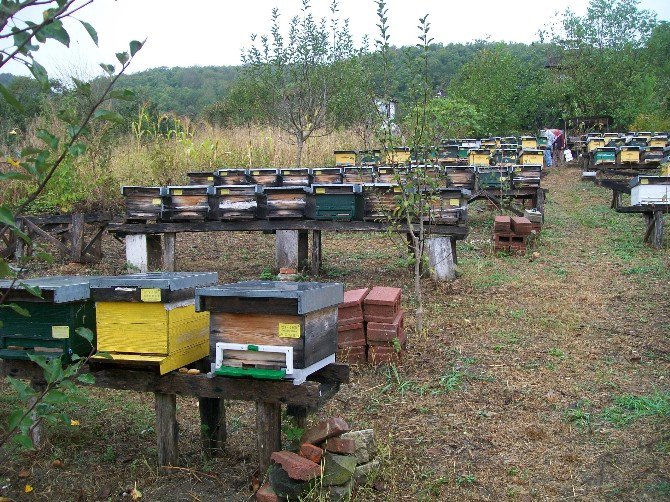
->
[602,392,670,427]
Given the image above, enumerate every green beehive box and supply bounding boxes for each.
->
[0,276,97,361]
[306,184,363,221]
[478,167,511,190]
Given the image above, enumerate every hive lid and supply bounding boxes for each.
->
[195,280,343,314]
[0,275,97,303]
[90,272,218,291]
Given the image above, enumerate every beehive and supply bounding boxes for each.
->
[512,164,542,188]
[587,137,605,152]
[263,187,308,218]
[502,136,517,146]
[493,148,518,166]
[306,184,363,221]
[617,145,640,164]
[593,147,616,165]
[362,183,402,220]
[649,135,668,148]
[520,136,538,149]
[280,168,312,187]
[481,140,497,154]
[478,167,511,190]
[423,187,468,224]
[310,167,343,184]
[359,150,382,166]
[187,172,221,186]
[518,149,545,166]
[90,272,217,375]
[468,148,490,166]
[0,276,97,361]
[445,167,475,189]
[209,185,265,220]
[376,166,408,183]
[216,168,249,185]
[384,147,410,165]
[342,166,375,184]
[629,176,670,205]
[334,150,357,167]
[246,168,281,187]
[196,281,344,378]
[628,137,648,148]
[537,136,548,148]
[121,186,166,221]
[163,185,210,221]
[438,145,460,165]
[642,146,664,165]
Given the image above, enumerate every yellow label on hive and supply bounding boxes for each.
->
[253,171,260,175]
[172,189,183,196]
[641,179,649,185]
[393,187,401,193]
[51,326,69,339]
[278,323,301,338]
[141,288,162,302]
[152,198,162,205]
[315,170,322,175]
[283,170,290,175]
[316,188,326,194]
[449,198,460,206]
[219,188,230,195]
[207,176,213,181]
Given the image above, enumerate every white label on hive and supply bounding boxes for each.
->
[141,288,162,302]
[52,326,69,339]
[219,188,230,195]
[172,189,183,195]
[316,188,326,194]
[278,323,301,338]
[152,198,161,205]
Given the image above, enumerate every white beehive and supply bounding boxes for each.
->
[629,176,670,205]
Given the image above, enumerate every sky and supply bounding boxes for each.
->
[3,0,670,79]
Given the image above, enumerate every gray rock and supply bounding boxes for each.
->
[322,452,356,486]
[354,459,380,485]
[341,429,376,465]
[268,464,309,499]
[328,476,354,502]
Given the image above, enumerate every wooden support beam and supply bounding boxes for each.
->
[162,233,176,272]
[199,397,226,458]
[155,392,178,467]
[425,236,456,281]
[70,212,85,262]
[14,220,26,261]
[256,401,281,477]
[81,225,106,262]
[310,229,321,276]
[23,218,69,254]
[275,230,309,270]
[645,211,665,249]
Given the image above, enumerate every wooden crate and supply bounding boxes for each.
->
[423,187,468,224]
[163,185,210,221]
[209,185,265,220]
[306,184,363,221]
[263,187,308,218]
[280,168,312,187]
[334,150,357,166]
[342,166,375,184]
[187,172,221,186]
[121,186,166,221]
[310,167,343,184]
[518,149,544,166]
[376,166,408,183]
[362,183,402,221]
[195,281,343,372]
[0,276,97,361]
[90,272,217,375]
[246,168,281,187]
[216,168,249,185]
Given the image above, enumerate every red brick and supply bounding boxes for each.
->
[337,346,366,364]
[494,215,511,232]
[367,310,405,344]
[340,288,370,308]
[368,344,404,365]
[363,305,398,323]
[256,482,279,502]
[338,305,363,324]
[279,267,297,275]
[270,451,321,481]
[325,437,356,455]
[299,443,324,464]
[364,286,401,306]
[337,323,366,348]
[530,223,542,234]
[301,418,350,445]
[511,216,532,235]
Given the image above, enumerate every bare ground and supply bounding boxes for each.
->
[1,166,669,501]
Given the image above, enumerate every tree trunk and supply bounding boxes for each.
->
[295,133,304,167]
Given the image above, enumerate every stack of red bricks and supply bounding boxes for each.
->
[493,215,533,254]
[337,286,405,365]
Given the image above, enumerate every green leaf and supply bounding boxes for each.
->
[7,408,28,430]
[0,83,25,112]
[77,373,95,385]
[7,376,36,401]
[43,389,68,404]
[93,109,124,124]
[30,61,49,91]
[94,351,113,360]
[13,433,34,449]
[80,20,98,46]
[115,51,129,65]
[19,283,42,299]
[0,206,16,228]
[36,129,59,150]
[0,171,31,181]
[76,327,95,344]
[42,19,70,47]
[0,258,14,279]
[69,143,87,157]
[129,40,143,57]
[27,353,49,371]
[7,303,30,317]
[109,88,136,101]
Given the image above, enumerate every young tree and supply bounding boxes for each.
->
[241,0,362,166]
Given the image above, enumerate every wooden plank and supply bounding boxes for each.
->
[70,213,84,262]
[23,218,70,254]
[199,397,226,458]
[163,232,176,272]
[81,225,106,261]
[155,392,178,467]
[256,401,281,476]
[616,205,670,214]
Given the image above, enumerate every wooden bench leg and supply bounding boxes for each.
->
[256,401,281,477]
[163,232,176,272]
[646,210,665,249]
[155,392,178,468]
[425,236,456,281]
[310,230,321,276]
[70,212,84,263]
[275,230,308,271]
[199,397,226,458]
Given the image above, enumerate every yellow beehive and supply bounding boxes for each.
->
[334,150,357,166]
[520,136,538,149]
[587,137,605,152]
[519,149,544,165]
[650,136,668,148]
[384,148,411,165]
[467,149,490,166]
[617,146,640,164]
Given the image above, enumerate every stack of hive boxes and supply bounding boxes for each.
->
[492,215,533,254]
[336,288,368,363]
[364,287,405,365]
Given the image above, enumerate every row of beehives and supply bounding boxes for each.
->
[122,181,470,224]
[576,132,669,166]
[0,274,347,384]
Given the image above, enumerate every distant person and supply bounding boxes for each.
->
[541,129,556,168]
[550,128,564,165]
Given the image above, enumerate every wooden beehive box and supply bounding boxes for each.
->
[628,137,648,148]
[334,150,357,166]
[0,276,97,361]
[512,164,542,188]
[310,167,343,184]
[520,136,538,149]
[209,185,265,220]
[376,166,407,183]
[216,168,249,185]
[537,136,548,148]
[502,136,518,146]
[649,135,668,148]
[423,187,468,224]
[306,184,363,221]
[263,186,308,218]
[246,168,281,187]
[342,166,375,183]
[445,167,475,189]
[617,145,640,164]
[629,176,670,205]
[359,150,381,166]
[196,281,344,372]
[280,168,312,187]
[163,185,211,221]
[438,144,460,165]
[493,148,518,166]
[187,172,221,186]
[593,147,616,165]
[478,167,511,190]
[518,149,544,166]
[362,183,402,221]
[121,186,167,221]
[587,137,605,153]
[468,148,490,166]
[642,146,664,165]
[384,147,410,166]
[90,272,217,375]
[481,140,497,154]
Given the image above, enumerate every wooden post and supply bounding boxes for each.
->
[275,230,309,271]
[425,236,456,281]
[536,188,545,213]
[162,233,176,272]
[649,210,664,249]
[70,212,85,263]
[155,392,178,468]
[125,234,162,273]
[611,191,622,209]
[199,397,226,458]
[256,401,281,477]
[450,237,458,265]
[310,230,321,276]
[287,405,308,449]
